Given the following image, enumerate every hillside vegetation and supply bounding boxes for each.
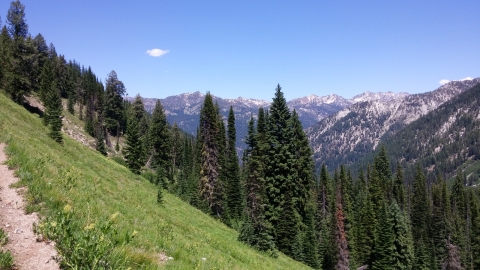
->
[352,82,480,185]
[0,93,310,269]
[307,79,480,172]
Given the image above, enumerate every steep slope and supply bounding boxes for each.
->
[307,78,480,170]
[374,82,480,184]
[0,93,309,269]
[287,94,353,128]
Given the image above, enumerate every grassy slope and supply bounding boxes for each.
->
[0,93,310,269]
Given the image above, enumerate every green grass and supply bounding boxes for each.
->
[446,159,480,187]
[0,93,310,269]
[0,228,13,269]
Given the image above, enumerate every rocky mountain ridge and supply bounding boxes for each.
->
[126,90,408,148]
[306,78,480,170]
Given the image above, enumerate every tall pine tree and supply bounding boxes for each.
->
[198,92,224,217]
[40,58,62,144]
[225,106,242,220]
[239,116,276,255]
[264,84,297,246]
[150,99,172,187]
[104,70,126,136]
[124,112,142,174]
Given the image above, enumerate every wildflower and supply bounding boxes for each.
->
[109,212,119,221]
[84,223,95,231]
[63,204,72,213]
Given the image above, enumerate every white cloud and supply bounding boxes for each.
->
[460,77,473,81]
[146,48,169,57]
[439,79,450,85]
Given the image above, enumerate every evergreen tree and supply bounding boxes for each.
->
[243,113,256,163]
[95,126,107,156]
[374,145,392,199]
[32,33,48,93]
[0,26,12,90]
[7,0,28,38]
[40,58,62,144]
[225,106,242,220]
[318,213,333,269]
[303,203,320,268]
[451,170,467,268]
[239,116,276,255]
[465,189,478,270]
[371,200,414,270]
[333,189,349,270]
[5,16,33,104]
[55,55,68,98]
[264,84,296,242]
[317,163,333,220]
[198,92,224,217]
[39,58,55,124]
[355,182,375,266]
[371,203,392,270]
[83,67,96,136]
[369,164,385,220]
[317,163,335,269]
[131,94,149,164]
[170,123,183,171]
[176,135,190,199]
[389,201,414,270]
[339,165,356,268]
[276,187,298,257]
[431,175,451,269]
[472,213,480,270]
[392,162,406,210]
[124,114,142,174]
[411,165,432,269]
[45,80,63,144]
[290,110,316,219]
[150,100,172,185]
[104,70,126,136]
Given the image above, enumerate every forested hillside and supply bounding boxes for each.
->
[354,82,480,185]
[1,1,480,269]
[307,78,480,171]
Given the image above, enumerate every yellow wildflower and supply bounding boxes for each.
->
[84,223,95,231]
[63,204,72,213]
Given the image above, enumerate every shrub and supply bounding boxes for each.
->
[35,204,136,269]
[0,250,14,269]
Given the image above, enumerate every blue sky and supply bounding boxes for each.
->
[2,1,479,101]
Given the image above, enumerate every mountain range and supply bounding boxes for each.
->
[306,77,480,173]
[126,90,408,148]
[127,77,480,181]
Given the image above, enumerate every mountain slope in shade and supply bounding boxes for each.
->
[307,78,480,170]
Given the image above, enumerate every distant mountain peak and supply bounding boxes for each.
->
[351,91,409,103]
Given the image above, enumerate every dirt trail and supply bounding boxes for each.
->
[0,143,59,270]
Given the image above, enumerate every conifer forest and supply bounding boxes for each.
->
[1,1,480,269]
